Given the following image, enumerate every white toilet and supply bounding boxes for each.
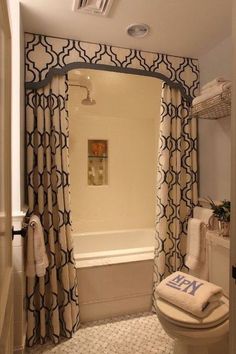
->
[155,230,230,354]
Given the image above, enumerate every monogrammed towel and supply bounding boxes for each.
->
[155,271,223,318]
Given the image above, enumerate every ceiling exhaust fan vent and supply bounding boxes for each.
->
[73,0,114,16]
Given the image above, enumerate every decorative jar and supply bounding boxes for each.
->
[219,221,230,237]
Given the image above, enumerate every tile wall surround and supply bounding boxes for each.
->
[12,212,26,354]
[68,71,162,233]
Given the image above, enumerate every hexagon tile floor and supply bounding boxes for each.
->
[27,312,174,354]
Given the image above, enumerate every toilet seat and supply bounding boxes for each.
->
[156,295,229,329]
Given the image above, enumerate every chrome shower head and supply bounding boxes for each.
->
[81,90,96,105]
[69,80,96,105]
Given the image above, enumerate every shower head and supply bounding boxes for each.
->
[81,90,96,105]
[69,81,96,105]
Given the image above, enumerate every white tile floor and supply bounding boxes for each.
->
[27,312,174,354]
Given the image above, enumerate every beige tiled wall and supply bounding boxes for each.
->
[68,69,162,233]
[12,214,26,354]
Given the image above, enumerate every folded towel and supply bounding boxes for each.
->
[26,215,49,277]
[193,82,231,106]
[193,206,213,226]
[155,271,223,318]
[201,81,231,95]
[201,82,231,96]
[201,77,229,91]
[185,218,205,270]
[186,207,214,280]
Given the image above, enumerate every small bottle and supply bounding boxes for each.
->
[98,159,104,185]
[88,160,95,185]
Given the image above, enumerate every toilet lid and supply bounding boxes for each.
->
[156,295,229,329]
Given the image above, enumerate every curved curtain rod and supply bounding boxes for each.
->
[25,62,193,103]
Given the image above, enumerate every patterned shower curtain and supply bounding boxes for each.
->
[26,75,80,346]
[153,83,198,302]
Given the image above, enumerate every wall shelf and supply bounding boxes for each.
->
[88,140,108,186]
[88,156,108,159]
[191,88,231,120]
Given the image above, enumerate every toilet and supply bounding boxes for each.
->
[155,230,230,354]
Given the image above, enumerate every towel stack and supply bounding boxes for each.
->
[192,77,231,106]
[156,271,223,318]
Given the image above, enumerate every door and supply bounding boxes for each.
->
[0,0,13,353]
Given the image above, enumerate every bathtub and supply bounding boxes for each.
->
[73,228,155,267]
[74,228,155,322]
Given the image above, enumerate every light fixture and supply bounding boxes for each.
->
[126,23,150,38]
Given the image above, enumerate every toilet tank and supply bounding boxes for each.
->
[207,231,230,296]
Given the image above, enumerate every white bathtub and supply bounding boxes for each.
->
[74,228,155,322]
[73,228,155,268]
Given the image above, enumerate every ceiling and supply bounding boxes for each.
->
[20,0,232,58]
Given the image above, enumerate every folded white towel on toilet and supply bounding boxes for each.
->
[155,271,223,318]
[185,218,205,270]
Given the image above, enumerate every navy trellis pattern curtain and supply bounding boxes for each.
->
[153,83,198,304]
[26,75,80,346]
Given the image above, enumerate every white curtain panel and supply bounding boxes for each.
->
[153,83,198,301]
[26,75,80,346]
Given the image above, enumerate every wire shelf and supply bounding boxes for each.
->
[191,88,231,120]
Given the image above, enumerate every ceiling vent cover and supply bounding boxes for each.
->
[73,0,114,16]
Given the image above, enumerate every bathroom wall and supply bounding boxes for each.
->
[199,36,232,201]
[68,70,162,233]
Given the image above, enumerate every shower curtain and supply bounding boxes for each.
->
[153,83,198,300]
[26,75,80,346]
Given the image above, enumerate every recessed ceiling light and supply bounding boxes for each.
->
[126,23,150,38]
